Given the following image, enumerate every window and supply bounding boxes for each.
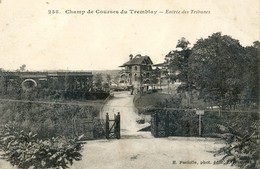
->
[135,66,137,71]
[134,74,137,81]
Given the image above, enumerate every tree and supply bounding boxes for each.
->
[189,32,246,108]
[164,38,192,85]
[18,64,27,72]
[150,68,160,89]
[0,76,5,95]
[241,41,260,107]
[176,37,190,50]
[93,74,103,91]
[106,74,111,85]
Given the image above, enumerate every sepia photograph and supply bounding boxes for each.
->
[0,0,259,169]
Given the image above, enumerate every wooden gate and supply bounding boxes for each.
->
[105,112,120,139]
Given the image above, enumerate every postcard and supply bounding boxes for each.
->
[0,0,259,169]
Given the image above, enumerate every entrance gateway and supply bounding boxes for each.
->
[105,112,120,139]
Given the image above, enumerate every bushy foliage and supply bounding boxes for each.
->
[0,102,101,139]
[189,33,246,106]
[93,73,103,91]
[165,38,192,84]
[0,124,84,169]
[215,121,260,169]
[156,96,182,108]
[165,33,259,109]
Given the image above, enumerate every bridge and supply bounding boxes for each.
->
[0,71,93,95]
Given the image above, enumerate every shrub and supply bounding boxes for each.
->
[0,102,101,139]
[0,123,84,169]
[215,122,260,169]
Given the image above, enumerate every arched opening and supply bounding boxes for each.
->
[21,79,37,91]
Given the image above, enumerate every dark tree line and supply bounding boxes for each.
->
[165,32,259,109]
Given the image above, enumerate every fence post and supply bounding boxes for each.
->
[196,110,204,137]
[151,113,154,136]
[199,114,202,137]
[105,113,109,139]
[155,112,158,137]
[165,112,169,137]
[117,112,120,139]
[72,118,77,137]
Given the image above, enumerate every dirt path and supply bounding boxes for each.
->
[71,137,236,169]
[70,92,237,169]
[101,91,151,138]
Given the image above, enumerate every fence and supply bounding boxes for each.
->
[54,117,106,140]
[0,101,107,140]
[151,109,259,138]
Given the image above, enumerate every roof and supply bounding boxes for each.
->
[119,55,153,67]
[153,62,169,67]
[0,71,93,78]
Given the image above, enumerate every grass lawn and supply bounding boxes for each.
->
[134,92,175,109]
[133,91,210,114]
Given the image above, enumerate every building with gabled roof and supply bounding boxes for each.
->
[120,55,153,67]
[119,54,154,94]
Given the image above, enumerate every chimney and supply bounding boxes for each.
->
[129,54,133,60]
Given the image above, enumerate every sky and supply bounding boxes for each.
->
[0,0,259,71]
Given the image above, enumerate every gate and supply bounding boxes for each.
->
[105,112,120,139]
[151,112,169,137]
[151,110,198,138]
